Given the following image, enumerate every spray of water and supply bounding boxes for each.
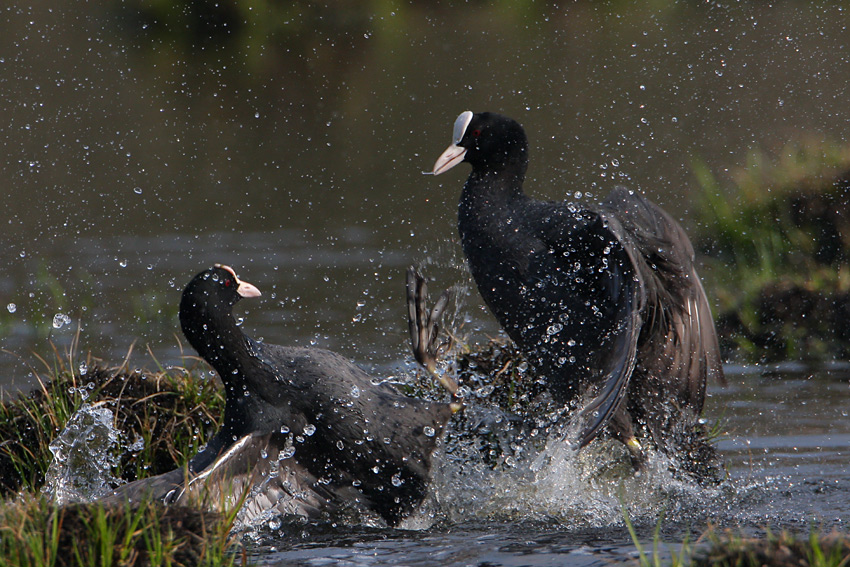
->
[42,401,125,505]
[419,406,728,529]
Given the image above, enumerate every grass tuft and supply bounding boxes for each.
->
[0,494,244,567]
[693,527,850,567]
[0,343,243,567]
[694,138,850,362]
[0,347,225,497]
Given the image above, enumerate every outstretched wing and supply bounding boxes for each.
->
[102,468,187,505]
[599,187,724,420]
[524,202,643,448]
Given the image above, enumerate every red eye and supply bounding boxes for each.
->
[471,129,482,137]
[224,279,232,287]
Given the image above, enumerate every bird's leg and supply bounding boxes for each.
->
[608,405,646,471]
[624,437,646,471]
[406,266,463,412]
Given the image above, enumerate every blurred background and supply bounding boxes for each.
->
[2,1,849,392]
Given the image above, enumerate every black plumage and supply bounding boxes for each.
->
[432,111,724,463]
[109,265,452,526]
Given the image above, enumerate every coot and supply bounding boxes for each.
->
[432,111,724,464]
[109,264,454,526]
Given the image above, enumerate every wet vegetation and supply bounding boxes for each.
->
[626,518,850,567]
[695,139,850,363]
[693,528,850,567]
[0,495,242,567]
[0,350,237,566]
[0,346,224,497]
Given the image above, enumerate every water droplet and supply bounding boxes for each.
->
[133,187,142,195]
[52,313,71,329]
[129,436,145,452]
[303,424,316,436]
[391,473,403,487]
[336,440,344,450]
[423,426,436,437]
[350,385,360,398]
[280,425,290,434]
[475,384,495,398]
[6,303,16,313]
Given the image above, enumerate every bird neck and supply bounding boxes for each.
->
[459,159,530,233]
[181,301,253,391]
[462,141,529,204]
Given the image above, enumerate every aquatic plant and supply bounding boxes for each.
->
[0,344,225,497]
[693,527,850,567]
[622,503,693,567]
[623,503,850,567]
[0,495,245,567]
[694,138,850,362]
[0,344,89,495]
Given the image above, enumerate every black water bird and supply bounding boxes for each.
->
[432,111,724,465]
[109,265,454,526]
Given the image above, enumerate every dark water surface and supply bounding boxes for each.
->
[2,1,849,389]
[3,2,850,565]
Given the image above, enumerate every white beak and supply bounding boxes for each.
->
[236,280,262,298]
[432,144,467,175]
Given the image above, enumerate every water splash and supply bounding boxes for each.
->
[42,403,123,505]
[423,399,729,529]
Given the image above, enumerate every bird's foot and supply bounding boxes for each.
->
[625,436,646,471]
[406,266,461,402]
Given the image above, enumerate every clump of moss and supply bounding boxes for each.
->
[695,139,850,362]
[0,350,242,566]
[0,351,225,497]
[0,495,243,567]
[693,528,850,567]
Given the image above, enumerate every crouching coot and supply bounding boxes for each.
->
[107,265,454,526]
